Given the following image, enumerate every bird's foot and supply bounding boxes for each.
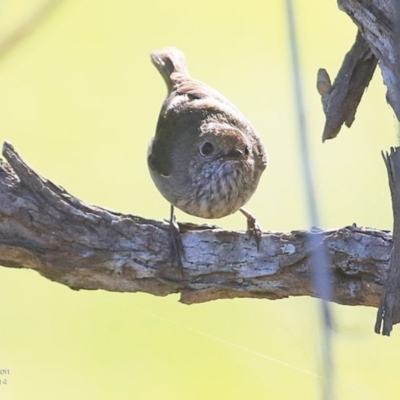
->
[240,208,262,251]
[168,206,185,278]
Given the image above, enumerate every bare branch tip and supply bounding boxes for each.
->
[2,141,14,157]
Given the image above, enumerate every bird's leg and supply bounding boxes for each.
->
[239,207,262,250]
[169,205,185,277]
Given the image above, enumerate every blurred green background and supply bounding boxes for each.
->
[0,1,397,399]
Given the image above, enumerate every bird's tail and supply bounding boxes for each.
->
[150,47,189,93]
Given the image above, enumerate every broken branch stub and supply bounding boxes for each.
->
[317,31,377,141]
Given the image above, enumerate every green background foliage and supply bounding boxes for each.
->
[0,1,397,399]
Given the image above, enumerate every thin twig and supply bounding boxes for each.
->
[0,0,63,59]
[285,1,334,398]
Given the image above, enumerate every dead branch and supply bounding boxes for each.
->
[318,0,400,140]
[375,148,400,335]
[0,142,390,306]
[317,32,377,141]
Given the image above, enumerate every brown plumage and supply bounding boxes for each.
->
[148,47,267,223]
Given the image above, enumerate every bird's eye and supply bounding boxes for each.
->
[244,146,250,156]
[200,142,214,156]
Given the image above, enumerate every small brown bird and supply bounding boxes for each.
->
[148,47,267,263]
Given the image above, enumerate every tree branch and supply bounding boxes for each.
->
[338,0,400,121]
[317,32,377,141]
[317,0,400,140]
[0,142,390,306]
[375,148,400,335]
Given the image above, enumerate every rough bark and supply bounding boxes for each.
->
[318,0,400,140]
[375,148,400,335]
[0,142,391,306]
[339,0,400,120]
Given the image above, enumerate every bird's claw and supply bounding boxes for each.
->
[240,208,262,251]
[168,206,185,278]
[246,216,262,251]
